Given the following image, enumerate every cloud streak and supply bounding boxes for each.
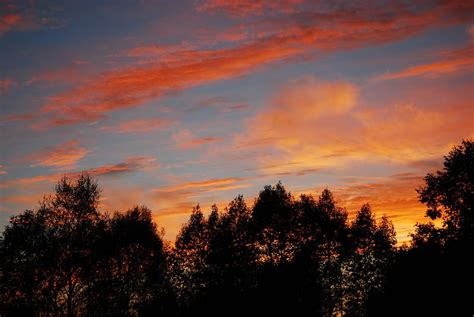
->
[330,173,428,243]
[8,0,473,128]
[375,47,474,81]
[85,156,158,176]
[0,156,158,189]
[173,130,223,149]
[100,118,174,134]
[28,140,89,170]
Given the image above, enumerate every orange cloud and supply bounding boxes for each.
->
[354,103,474,161]
[0,165,7,175]
[0,13,20,34]
[155,177,245,193]
[0,174,60,189]
[0,156,158,189]
[271,77,358,118]
[6,2,474,128]
[29,40,302,128]
[151,177,252,238]
[238,77,359,173]
[28,140,89,170]
[330,173,429,244]
[0,193,43,205]
[375,50,474,81]
[173,129,223,149]
[85,156,158,176]
[8,0,472,128]
[238,73,473,175]
[100,118,174,134]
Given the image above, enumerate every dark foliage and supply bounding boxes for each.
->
[367,139,474,316]
[1,140,472,316]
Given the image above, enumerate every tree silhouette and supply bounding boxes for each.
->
[171,204,210,310]
[252,182,296,265]
[368,139,474,316]
[86,206,168,315]
[1,140,472,316]
[1,175,103,315]
[417,139,474,240]
[345,204,396,316]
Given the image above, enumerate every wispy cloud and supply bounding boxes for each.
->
[85,156,158,176]
[28,140,89,170]
[151,176,252,237]
[99,118,174,134]
[375,47,474,81]
[155,177,244,193]
[173,129,223,149]
[330,173,427,243]
[0,0,64,36]
[8,0,472,128]
[0,156,158,189]
[196,0,304,17]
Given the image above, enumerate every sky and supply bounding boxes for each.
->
[1,0,473,243]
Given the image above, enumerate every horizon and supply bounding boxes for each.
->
[1,0,473,244]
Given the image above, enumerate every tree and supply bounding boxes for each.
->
[252,182,296,264]
[86,206,168,316]
[312,189,350,316]
[1,174,103,316]
[345,204,396,316]
[417,139,474,240]
[207,197,256,294]
[368,140,474,316]
[171,204,210,309]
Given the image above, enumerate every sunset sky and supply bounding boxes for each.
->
[1,0,473,242]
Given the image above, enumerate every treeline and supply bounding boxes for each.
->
[0,140,472,316]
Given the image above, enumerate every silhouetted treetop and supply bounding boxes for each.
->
[418,139,474,239]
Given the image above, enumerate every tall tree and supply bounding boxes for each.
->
[1,174,103,316]
[171,205,209,309]
[313,189,350,316]
[368,140,474,316]
[345,204,396,316]
[252,182,296,264]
